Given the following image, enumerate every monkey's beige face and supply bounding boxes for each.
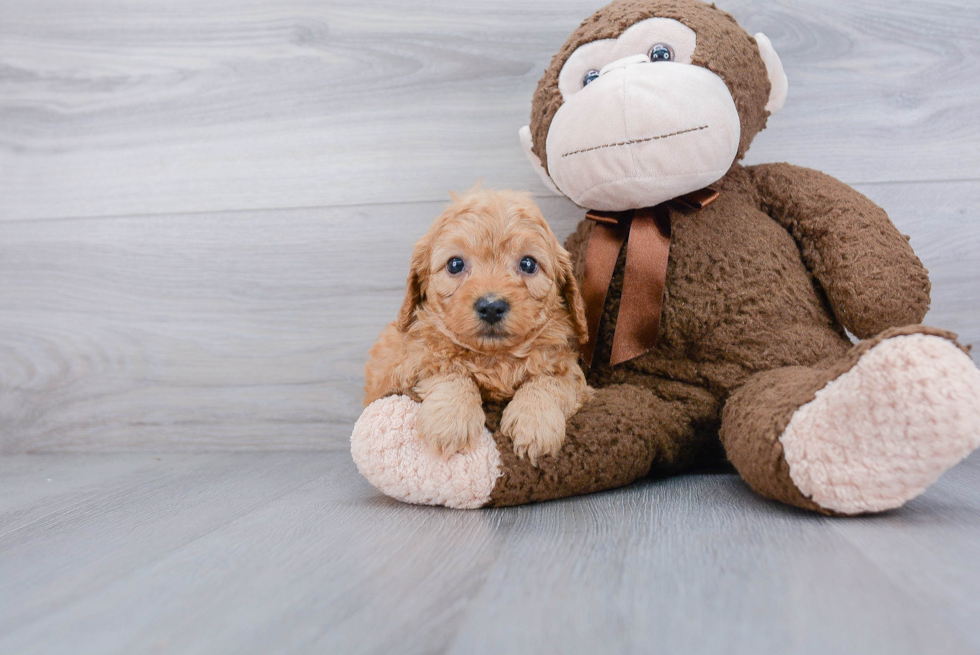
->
[548,18,739,211]
[521,9,787,212]
[417,193,572,352]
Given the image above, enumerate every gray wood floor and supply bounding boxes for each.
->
[2,0,980,653]
[2,449,980,655]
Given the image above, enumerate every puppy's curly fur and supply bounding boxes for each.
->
[364,188,592,463]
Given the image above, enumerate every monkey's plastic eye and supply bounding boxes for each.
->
[519,256,538,274]
[582,69,600,87]
[649,43,674,62]
[446,257,465,275]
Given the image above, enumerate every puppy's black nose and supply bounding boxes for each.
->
[474,296,509,325]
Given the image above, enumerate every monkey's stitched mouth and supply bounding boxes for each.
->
[561,125,709,158]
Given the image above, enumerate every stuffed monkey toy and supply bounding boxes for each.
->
[352,0,980,514]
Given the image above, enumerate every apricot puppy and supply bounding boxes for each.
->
[364,188,591,464]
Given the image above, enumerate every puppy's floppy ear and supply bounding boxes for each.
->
[556,246,588,345]
[396,235,430,332]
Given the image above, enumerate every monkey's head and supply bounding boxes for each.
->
[520,0,787,211]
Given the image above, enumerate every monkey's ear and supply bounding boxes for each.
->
[754,33,788,114]
[519,125,563,196]
[396,238,429,332]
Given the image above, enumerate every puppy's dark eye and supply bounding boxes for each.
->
[446,257,465,275]
[582,69,600,87]
[519,256,538,274]
[649,43,674,62]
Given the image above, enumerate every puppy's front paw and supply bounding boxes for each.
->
[500,397,566,466]
[416,395,486,458]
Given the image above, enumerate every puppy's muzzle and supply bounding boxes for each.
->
[474,295,509,326]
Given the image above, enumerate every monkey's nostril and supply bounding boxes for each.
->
[474,296,510,326]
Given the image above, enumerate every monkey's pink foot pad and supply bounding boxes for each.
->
[351,395,503,509]
[781,334,980,514]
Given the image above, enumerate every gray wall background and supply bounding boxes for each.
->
[1,0,978,452]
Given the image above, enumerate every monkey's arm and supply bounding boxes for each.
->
[747,162,930,338]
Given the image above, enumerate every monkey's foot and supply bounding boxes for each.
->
[351,395,503,509]
[780,333,980,514]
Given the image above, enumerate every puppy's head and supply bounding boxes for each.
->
[398,188,587,352]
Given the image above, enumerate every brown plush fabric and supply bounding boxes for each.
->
[720,366,830,513]
[486,162,934,509]
[748,164,931,338]
[486,382,724,507]
[583,165,860,395]
[482,0,948,513]
[720,325,964,515]
[530,0,771,175]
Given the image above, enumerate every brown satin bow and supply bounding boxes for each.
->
[580,187,720,368]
